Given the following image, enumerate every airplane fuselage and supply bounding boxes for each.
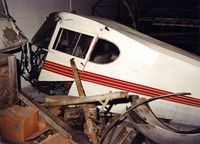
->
[38,12,200,127]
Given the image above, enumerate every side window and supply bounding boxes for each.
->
[53,28,93,59]
[89,39,120,64]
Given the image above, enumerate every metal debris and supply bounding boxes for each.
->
[99,92,191,143]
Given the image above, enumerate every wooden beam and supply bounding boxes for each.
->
[8,55,18,104]
[70,58,99,144]
[45,91,129,106]
[17,91,77,144]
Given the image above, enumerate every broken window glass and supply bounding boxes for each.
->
[89,39,120,64]
[53,28,93,59]
[32,13,59,49]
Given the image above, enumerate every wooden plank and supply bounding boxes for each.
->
[8,55,18,104]
[70,58,99,144]
[17,91,77,144]
[0,54,9,66]
[45,91,129,106]
[0,54,18,107]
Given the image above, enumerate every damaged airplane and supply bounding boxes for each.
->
[20,12,200,143]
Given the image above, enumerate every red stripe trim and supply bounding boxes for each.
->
[43,60,200,107]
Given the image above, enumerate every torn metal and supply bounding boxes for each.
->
[99,92,193,144]
[0,0,27,52]
[129,98,200,144]
[17,83,200,144]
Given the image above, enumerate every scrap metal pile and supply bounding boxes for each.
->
[0,56,199,144]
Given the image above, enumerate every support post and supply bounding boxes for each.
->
[70,59,99,144]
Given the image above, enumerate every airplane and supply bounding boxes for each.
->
[30,12,200,138]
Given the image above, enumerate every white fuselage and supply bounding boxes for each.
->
[38,12,200,127]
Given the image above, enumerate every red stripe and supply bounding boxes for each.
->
[43,60,200,107]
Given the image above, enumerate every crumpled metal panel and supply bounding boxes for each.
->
[130,102,200,144]
[0,0,28,52]
[0,18,27,52]
[31,12,59,49]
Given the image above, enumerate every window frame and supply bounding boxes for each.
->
[52,27,94,59]
[89,38,120,64]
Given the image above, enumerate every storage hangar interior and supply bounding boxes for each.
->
[0,0,199,144]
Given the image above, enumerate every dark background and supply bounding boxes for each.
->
[92,0,200,55]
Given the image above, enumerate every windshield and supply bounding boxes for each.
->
[53,28,93,59]
[32,12,60,49]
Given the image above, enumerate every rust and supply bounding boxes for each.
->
[45,91,129,107]
[99,92,190,143]
[0,105,39,143]
[112,127,132,144]
[70,58,98,144]
[25,126,53,141]
[38,133,74,144]
[17,91,77,144]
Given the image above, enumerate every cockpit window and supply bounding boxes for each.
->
[53,28,93,59]
[32,12,59,49]
[89,39,120,64]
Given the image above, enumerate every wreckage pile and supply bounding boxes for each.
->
[0,56,197,144]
